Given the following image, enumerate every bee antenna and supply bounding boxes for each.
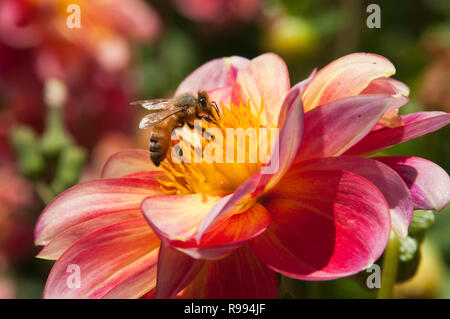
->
[212,101,220,118]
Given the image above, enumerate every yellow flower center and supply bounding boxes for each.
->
[157,100,275,197]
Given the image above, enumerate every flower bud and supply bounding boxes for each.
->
[40,108,73,158]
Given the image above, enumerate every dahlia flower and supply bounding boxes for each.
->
[35,53,450,298]
[0,0,161,76]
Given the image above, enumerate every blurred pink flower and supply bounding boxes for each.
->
[0,0,161,77]
[174,0,262,25]
[0,0,162,148]
[0,275,16,299]
[0,254,17,299]
[0,163,34,262]
[80,132,136,182]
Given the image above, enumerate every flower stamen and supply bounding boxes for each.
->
[157,99,275,196]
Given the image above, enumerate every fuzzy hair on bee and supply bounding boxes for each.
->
[132,91,219,166]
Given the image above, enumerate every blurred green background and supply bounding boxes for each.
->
[0,0,449,298]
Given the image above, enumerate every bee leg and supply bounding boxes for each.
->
[205,131,216,141]
[197,116,218,140]
[174,144,183,157]
[199,115,219,127]
[187,121,206,133]
[187,120,214,140]
[212,101,220,118]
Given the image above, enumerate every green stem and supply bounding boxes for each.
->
[377,230,400,299]
[34,181,55,205]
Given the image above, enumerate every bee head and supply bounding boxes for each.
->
[198,91,208,108]
[198,91,218,119]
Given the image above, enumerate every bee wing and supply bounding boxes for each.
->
[139,108,184,129]
[130,98,174,111]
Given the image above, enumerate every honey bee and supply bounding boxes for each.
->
[132,91,220,167]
